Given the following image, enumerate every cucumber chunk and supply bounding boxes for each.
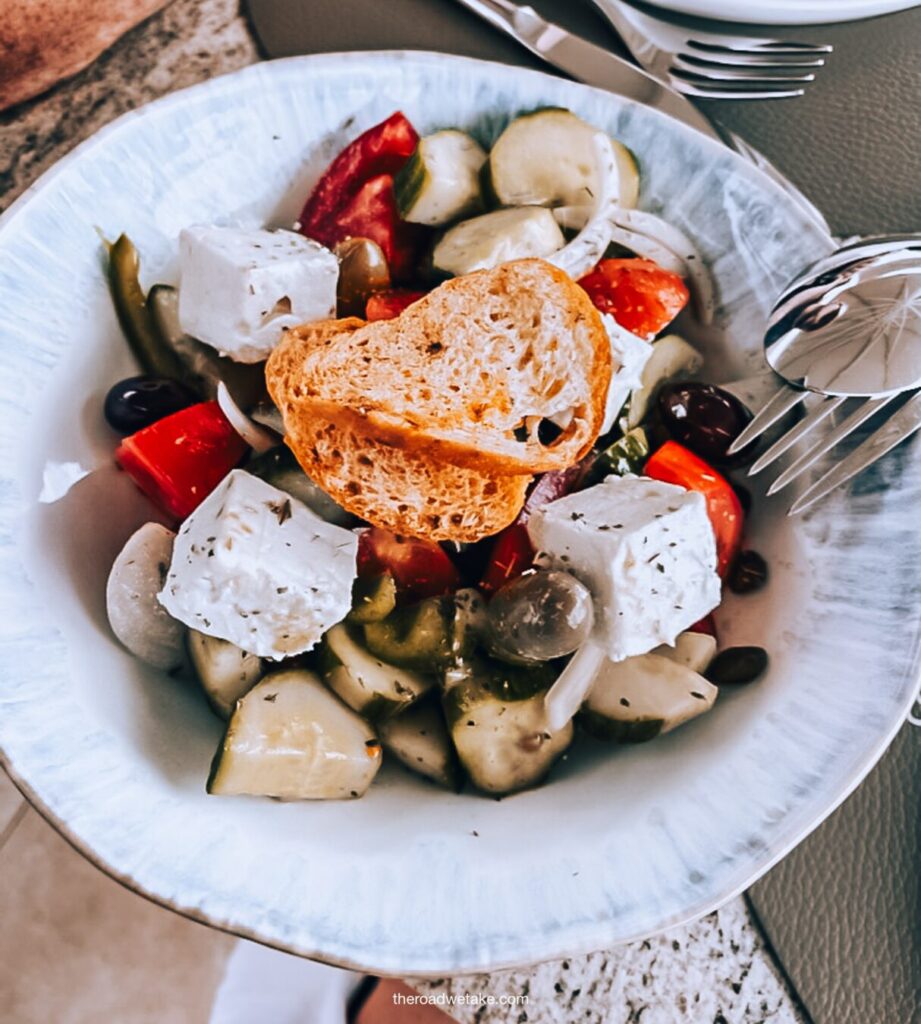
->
[580,652,717,743]
[378,696,463,790]
[654,631,717,675]
[321,623,433,720]
[188,629,263,718]
[489,109,639,210]
[626,333,703,429]
[246,446,355,526]
[443,656,571,795]
[395,130,487,226]
[432,207,564,276]
[207,670,382,799]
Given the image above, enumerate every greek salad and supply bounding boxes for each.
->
[103,108,769,800]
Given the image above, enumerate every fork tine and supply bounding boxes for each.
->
[672,61,817,85]
[679,49,827,68]
[687,39,832,57]
[671,79,807,100]
[727,386,807,455]
[748,396,845,476]
[768,395,896,496]
[788,392,921,516]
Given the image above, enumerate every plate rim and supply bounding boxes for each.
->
[0,49,918,975]
[645,0,920,25]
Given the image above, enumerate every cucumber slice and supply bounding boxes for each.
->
[654,631,717,675]
[489,109,639,210]
[321,623,432,720]
[443,657,572,795]
[348,574,397,624]
[106,522,187,671]
[395,130,487,226]
[207,670,382,799]
[581,652,717,743]
[432,207,564,277]
[378,696,462,790]
[626,333,704,429]
[188,630,263,718]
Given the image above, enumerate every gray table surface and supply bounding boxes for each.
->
[4,1,910,1021]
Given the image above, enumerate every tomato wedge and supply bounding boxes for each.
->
[578,258,690,340]
[479,463,590,595]
[357,528,460,601]
[298,112,419,241]
[645,441,743,577]
[365,288,427,321]
[115,401,247,521]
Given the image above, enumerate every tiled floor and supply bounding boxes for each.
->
[0,776,235,1024]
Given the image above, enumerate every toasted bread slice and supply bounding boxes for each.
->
[284,414,530,541]
[266,260,612,475]
[269,318,529,540]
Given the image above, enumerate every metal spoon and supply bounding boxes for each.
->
[728,235,921,512]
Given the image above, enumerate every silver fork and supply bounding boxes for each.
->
[590,0,832,100]
[728,236,921,514]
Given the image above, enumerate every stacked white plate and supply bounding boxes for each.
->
[652,0,919,24]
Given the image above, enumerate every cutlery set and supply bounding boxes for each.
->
[453,0,921,514]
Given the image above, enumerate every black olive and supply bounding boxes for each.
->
[728,550,769,594]
[104,375,196,434]
[657,383,754,463]
[705,646,769,685]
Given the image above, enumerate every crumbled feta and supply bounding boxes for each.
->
[527,475,720,661]
[178,226,338,363]
[158,470,357,659]
[601,314,654,433]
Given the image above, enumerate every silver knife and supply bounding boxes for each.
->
[788,391,921,515]
[452,0,831,237]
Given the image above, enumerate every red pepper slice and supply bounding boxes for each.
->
[115,401,247,521]
[479,463,591,595]
[357,527,460,601]
[644,440,743,577]
[365,288,427,321]
[578,258,690,340]
[298,112,419,242]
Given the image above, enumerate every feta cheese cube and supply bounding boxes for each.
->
[527,475,720,661]
[601,314,654,433]
[178,226,338,363]
[158,470,357,659]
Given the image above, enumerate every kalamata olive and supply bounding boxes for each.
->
[657,382,754,462]
[728,550,769,594]
[104,375,196,434]
[486,570,595,664]
[705,646,769,685]
[334,237,391,317]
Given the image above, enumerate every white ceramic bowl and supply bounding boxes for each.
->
[0,53,919,976]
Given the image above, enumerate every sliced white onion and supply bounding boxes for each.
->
[611,208,715,325]
[548,133,620,281]
[543,641,607,732]
[216,381,279,454]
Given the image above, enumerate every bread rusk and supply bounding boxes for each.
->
[267,318,530,541]
[283,413,531,541]
[267,260,613,475]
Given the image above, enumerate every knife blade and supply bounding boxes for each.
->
[788,391,921,515]
[452,0,831,236]
[453,0,720,141]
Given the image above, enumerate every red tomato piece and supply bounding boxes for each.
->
[644,440,743,577]
[115,401,247,521]
[365,289,427,321]
[578,258,690,340]
[298,112,419,241]
[357,528,460,601]
[328,174,424,282]
[479,524,534,596]
[689,614,718,640]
